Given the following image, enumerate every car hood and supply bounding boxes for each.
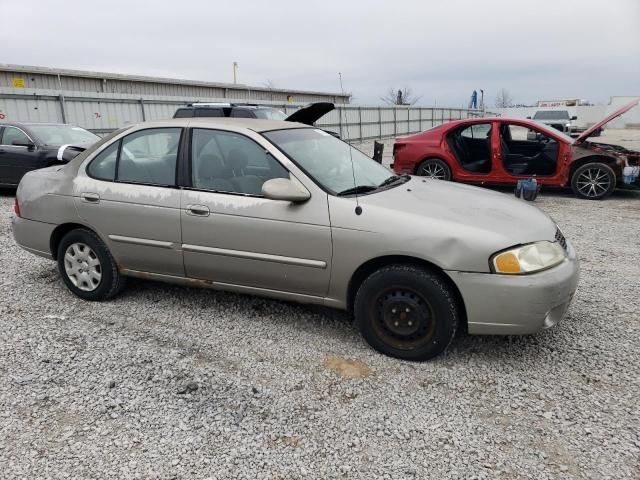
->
[576,98,640,143]
[329,178,558,272]
[285,102,334,125]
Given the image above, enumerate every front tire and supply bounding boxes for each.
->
[57,229,125,301]
[571,162,616,200]
[354,265,459,361]
[416,158,451,180]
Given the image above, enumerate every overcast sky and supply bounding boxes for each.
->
[2,0,639,106]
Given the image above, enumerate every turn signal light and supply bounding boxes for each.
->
[14,198,20,217]
[494,252,520,273]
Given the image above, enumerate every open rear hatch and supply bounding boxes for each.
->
[575,98,639,143]
[285,102,334,125]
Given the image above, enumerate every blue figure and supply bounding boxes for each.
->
[470,90,478,109]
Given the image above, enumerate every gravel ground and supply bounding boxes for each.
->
[1,171,639,478]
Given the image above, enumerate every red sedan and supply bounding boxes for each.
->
[391,99,639,199]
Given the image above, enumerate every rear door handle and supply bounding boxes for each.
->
[187,204,210,216]
[81,192,100,203]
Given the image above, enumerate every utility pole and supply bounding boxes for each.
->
[233,62,238,84]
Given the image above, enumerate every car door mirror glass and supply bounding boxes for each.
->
[262,178,310,203]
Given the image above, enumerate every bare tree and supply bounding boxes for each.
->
[262,79,276,89]
[495,88,513,108]
[381,87,421,105]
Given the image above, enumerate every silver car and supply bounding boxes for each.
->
[12,118,579,361]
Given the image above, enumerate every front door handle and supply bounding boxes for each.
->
[187,204,210,216]
[81,192,100,203]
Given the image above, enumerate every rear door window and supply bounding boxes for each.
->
[118,128,182,185]
[85,128,182,186]
[194,108,224,118]
[230,109,254,118]
[87,142,118,181]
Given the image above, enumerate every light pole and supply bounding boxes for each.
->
[233,62,238,84]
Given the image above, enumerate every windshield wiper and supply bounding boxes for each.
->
[337,185,379,196]
[378,175,406,188]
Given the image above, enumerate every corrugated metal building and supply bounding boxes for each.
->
[0,64,487,140]
[0,64,350,103]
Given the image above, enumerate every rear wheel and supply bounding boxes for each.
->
[571,162,616,200]
[354,265,459,361]
[416,158,451,180]
[57,229,125,300]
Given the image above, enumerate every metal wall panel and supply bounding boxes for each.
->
[0,86,490,141]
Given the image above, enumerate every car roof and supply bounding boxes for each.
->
[132,117,311,133]
[0,122,69,127]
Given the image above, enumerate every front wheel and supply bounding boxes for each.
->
[57,228,125,300]
[571,162,616,200]
[354,265,459,361]
[416,158,451,180]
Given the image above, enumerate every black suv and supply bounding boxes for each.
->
[173,102,335,127]
[174,103,288,120]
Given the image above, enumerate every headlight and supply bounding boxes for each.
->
[565,123,571,127]
[491,241,566,274]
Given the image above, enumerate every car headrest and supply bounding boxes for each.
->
[197,154,228,179]
[227,148,249,170]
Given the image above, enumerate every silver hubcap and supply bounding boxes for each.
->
[576,168,610,198]
[420,161,447,180]
[64,242,102,292]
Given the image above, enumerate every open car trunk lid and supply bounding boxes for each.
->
[575,98,639,143]
[285,102,334,125]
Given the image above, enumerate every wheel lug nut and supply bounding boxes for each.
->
[394,321,399,327]
[408,321,413,326]
[392,309,396,314]
[405,308,410,312]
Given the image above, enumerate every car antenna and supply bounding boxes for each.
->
[339,72,362,215]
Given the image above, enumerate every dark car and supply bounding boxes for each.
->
[0,122,99,186]
[391,99,640,200]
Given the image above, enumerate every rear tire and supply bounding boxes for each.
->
[571,162,616,200]
[57,228,125,301]
[354,265,459,361]
[416,158,451,180]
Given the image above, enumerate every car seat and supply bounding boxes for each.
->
[196,154,234,192]
[227,149,264,195]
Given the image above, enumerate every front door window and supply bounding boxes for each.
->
[500,124,558,176]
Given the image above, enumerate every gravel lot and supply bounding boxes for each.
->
[1,152,640,478]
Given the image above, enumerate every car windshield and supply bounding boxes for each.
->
[533,111,570,120]
[264,128,396,195]
[254,109,287,120]
[530,122,575,143]
[28,125,99,145]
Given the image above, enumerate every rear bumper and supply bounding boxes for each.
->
[11,216,56,260]
[447,241,579,335]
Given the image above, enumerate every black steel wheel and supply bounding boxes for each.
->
[354,265,459,361]
[571,162,616,200]
[416,158,451,180]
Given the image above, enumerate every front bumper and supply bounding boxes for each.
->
[447,241,579,335]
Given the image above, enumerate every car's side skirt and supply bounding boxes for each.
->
[120,268,339,307]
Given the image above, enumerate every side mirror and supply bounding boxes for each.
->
[526,116,531,119]
[13,140,35,150]
[262,178,310,203]
[571,115,577,120]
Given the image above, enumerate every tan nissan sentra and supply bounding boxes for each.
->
[12,118,579,360]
